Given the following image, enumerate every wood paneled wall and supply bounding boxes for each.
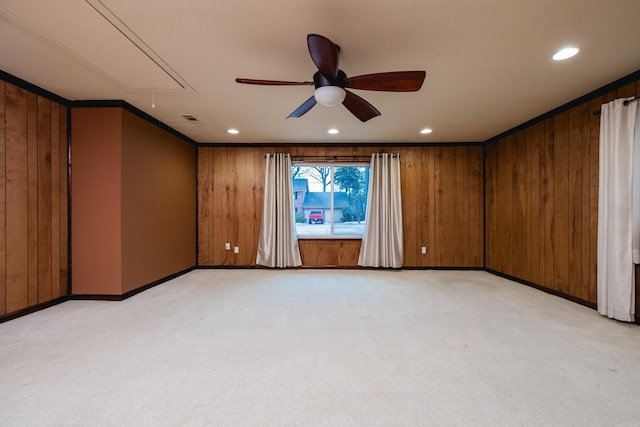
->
[485,78,640,306]
[0,81,69,316]
[198,145,484,268]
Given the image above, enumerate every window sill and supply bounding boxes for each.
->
[297,235,363,240]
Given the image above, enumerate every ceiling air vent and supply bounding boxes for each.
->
[180,114,198,122]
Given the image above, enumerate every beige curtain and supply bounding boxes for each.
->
[358,153,403,268]
[256,153,302,268]
[597,97,638,322]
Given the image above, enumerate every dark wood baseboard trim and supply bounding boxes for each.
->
[405,266,485,271]
[197,265,261,269]
[69,294,124,301]
[484,268,597,310]
[70,266,196,301]
[0,297,69,324]
[196,265,485,270]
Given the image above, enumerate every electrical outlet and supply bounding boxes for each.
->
[234,246,239,254]
[421,246,427,254]
[225,243,230,250]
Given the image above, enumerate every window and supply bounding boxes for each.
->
[292,163,369,238]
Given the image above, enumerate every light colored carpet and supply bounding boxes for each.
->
[1,269,639,426]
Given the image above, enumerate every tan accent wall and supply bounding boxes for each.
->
[198,145,484,268]
[485,78,640,306]
[121,110,196,294]
[0,81,69,316]
[71,107,196,296]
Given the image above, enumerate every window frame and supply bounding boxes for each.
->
[293,161,370,240]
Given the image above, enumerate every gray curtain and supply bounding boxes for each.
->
[256,153,302,268]
[358,153,403,268]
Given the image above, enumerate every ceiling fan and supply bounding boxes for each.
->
[235,34,426,122]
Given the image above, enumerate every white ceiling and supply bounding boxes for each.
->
[1,0,639,144]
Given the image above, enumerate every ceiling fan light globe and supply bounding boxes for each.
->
[314,86,346,107]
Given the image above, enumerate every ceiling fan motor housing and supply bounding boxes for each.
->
[313,70,347,89]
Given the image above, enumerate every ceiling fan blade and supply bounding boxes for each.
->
[287,96,317,118]
[342,90,381,122]
[307,34,339,79]
[344,71,426,92]
[236,78,314,86]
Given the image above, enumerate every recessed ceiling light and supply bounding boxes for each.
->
[328,128,339,134]
[420,128,433,134]
[553,47,580,61]
[227,129,239,134]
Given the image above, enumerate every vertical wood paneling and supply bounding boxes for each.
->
[225,148,237,265]
[50,102,61,300]
[463,148,472,266]
[568,106,583,299]
[484,75,640,306]
[338,240,360,266]
[514,133,528,280]
[579,103,591,301]
[498,137,511,273]
[37,97,52,303]
[469,147,483,266]
[5,84,29,313]
[231,150,240,263]
[1,78,68,317]
[27,93,38,305]
[58,107,68,297]
[401,147,418,266]
[210,148,218,259]
[492,139,504,272]
[235,148,249,265]
[524,129,533,282]
[553,111,569,294]
[529,123,542,285]
[588,98,601,303]
[434,147,444,265]
[484,142,496,270]
[300,240,317,265]
[222,147,233,265]
[542,118,555,290]
[421,147,436,266]
[212,148,226,265]
[318,240,338,266]
[454,146,466,266]
[440,147,456,265]
[616,82,636,98]
[247,148,262,265]
[253,147,270,264]
[239,149,252,265]
[0,82,7,315]
[236,147,264,266]
[198,145,484,268]
[197,147,213,265]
